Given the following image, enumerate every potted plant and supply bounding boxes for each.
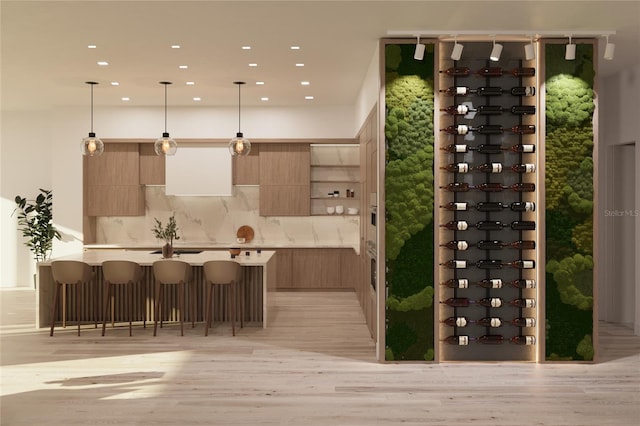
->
[152,214,180,258]
[13,188,61,262]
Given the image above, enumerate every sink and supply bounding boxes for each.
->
[149,249,203,255]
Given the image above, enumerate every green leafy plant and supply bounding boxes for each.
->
[152,214,180,246]
[13,188,61,262]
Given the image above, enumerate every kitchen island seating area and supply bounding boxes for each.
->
[49,260,97,336]
[39,250,276,335]
[152,260,195,337]
[101,260,145,336]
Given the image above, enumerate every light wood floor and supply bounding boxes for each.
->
[1,289,639,426]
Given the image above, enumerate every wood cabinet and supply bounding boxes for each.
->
[259,143,310,216]
[139,143,165,185]
[84,143,144,216]
[274,248,358,289]
[233,143,260,185]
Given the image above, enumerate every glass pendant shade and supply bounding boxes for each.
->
[82,132,104,156]
[229,132,251,156]
[155,132,178,156]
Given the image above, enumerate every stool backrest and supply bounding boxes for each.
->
[51,260,93,285]
[152,260,192,284]
[102,260,143,284]
[203,260,241,285]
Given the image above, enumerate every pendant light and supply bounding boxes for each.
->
[229,81,251,156]
[154,81,177,156]
[81,81,104,156]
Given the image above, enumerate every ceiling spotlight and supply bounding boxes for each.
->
[490,37,503,62]
[154,82,177,156]
[604,35,615,60]
[524,37,536,61]
[450,37,464,61]
[414,36,425,60]
[81,81,104,156]
[565,36,576,60]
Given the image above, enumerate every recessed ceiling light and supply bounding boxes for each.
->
[97,61,109,66]
[193,97,201,101]
[296,63,305,67]
[121,97,130,101]
[110,81,119,86]
[179,65,188,69]
[171,45,181,49]
[301,81,310,86]
[186,81,195,85]
[87,44,97,49]
[256,81,265,85]
[248,63,258,67]
[261,97,269,101]
[290,46,301,50]
[242,46,251,50]
[305,96,314,100]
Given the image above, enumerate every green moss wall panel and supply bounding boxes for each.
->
[384,43,435,361]
[544,43,595,361]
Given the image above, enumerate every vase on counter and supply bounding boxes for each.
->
[162,243,174,258]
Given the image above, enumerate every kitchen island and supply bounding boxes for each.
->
[37,249,276,330]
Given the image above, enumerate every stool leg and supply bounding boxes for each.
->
[76,283,81,336]
[191,282,196,329]
[153,280,161,336]
[102,283,111,336]
[179,282,184,336]
[239,281,244,329]
[62,284,66,328]
[204,283,212,336]
[231,284,236,336]
[50,283,60,336]
[128,281,133,336]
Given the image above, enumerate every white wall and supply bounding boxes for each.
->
[599,63,640,335]
[354,43,380,134]
[1,104,355,288]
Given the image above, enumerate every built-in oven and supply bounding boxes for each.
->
[370,206,377,227]
[367,240,377,291]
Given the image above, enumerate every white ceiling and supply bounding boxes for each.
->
[2,0,639,110]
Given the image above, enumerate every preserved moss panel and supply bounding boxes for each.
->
[384,43,435,361]
[545,43,595,361]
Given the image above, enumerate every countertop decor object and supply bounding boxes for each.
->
[236,225,255,242]
[152,213,180,258]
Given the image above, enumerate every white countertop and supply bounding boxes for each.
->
[84,242,360,253]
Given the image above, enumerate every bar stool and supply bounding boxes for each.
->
[50,260,95,336]
[152,260,194,336]
[101,260,144,336]
[203,260,243,336]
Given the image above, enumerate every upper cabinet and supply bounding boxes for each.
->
[310,144,360,216]
[139,143,165,185]
[233,143,260,185]
[259,143,310,216]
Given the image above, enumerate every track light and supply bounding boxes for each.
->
[604,35,615,60]
[414,36,425,60]
[450,37,464,61]
[524,37,535,61]
[565,36,576,60]
[490,38,503,62]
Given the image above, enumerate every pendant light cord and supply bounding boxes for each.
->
[237,83,241,134]
[90,84,95,133]
[164,83,168,133]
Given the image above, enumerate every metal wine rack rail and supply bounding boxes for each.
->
[436,44,538,362]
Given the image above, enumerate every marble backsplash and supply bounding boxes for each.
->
[95,186,360,249]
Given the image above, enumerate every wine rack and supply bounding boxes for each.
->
[436,42,538,362]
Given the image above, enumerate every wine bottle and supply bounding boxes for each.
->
[475,221,506,230]
[476,259,505,269]
[474,183,506,192]
[473,163,503,173]
[505,260,536,269]
[509,240,536,250]
[439,86,473,96]
[478,297,503,308]
[509,182,536,192]
[441,335,470,345]
[507,67,536,77]
[509,298,536,308]
[474,278,503,289]
[510,86,536,96]
[440,220,469,231]
[440,144,469,153]
[510,221,536,230]
[510,201,536,212]
[509,144,536,153]
[510,124,536,134]
[440,104,471,115]
[441,162,470,173]
[441,297,503,308]
[440,182,470,192]
[439,86,503,96]
[440,260,468,269]
[477,334,505,344]
[510,317,536,327]
[440,202,469,211]
[475,202,508,212]
[509,335,536,345]
[476,240,505,250]
[440,240,469,250]
[476,67,504,77]
[441,124,503,135]
[441,316,469,327]
[509,279,536,289]
[439,67,471,76]
[441,278,469,289]
[510,105,536,115]
[441,298,471,307]
[475,317,504,328]
[471,144,504,154]
[511,163,536,173]
[440,104,504,115]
